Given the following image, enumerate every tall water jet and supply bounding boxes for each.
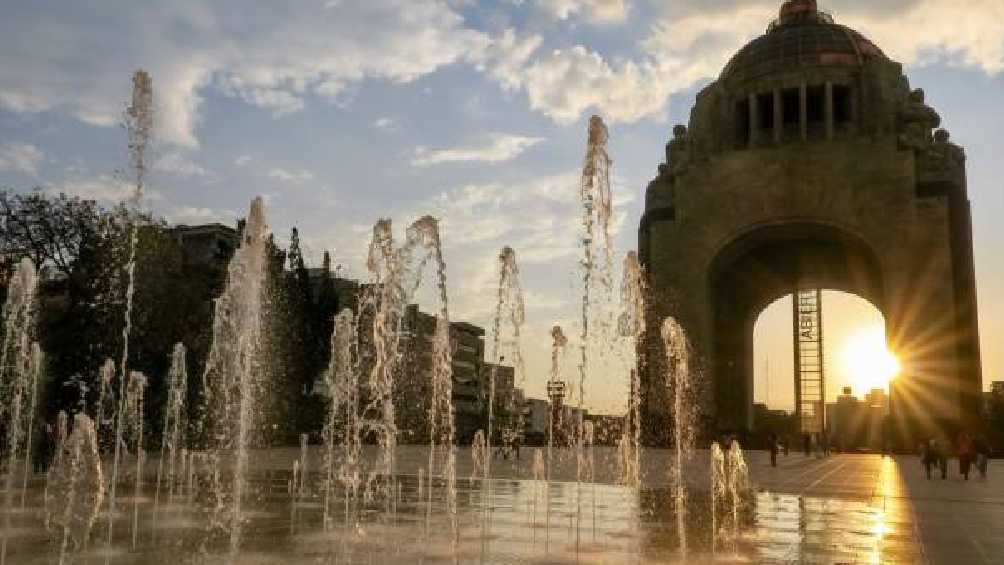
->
[616,252,645,487]
[1,258,39,564]
[20,343,44,508]
[106,69,153,552]
[123,372,147,548]
[487,246,526,477]
[661,317,695,556]
[321,309,360,530]
[575,116,614,448]
[155,344,187,512]
[710,442,726,553]
[94,359,116,453]
[547,325,568,461]
[46,414,104,561]
[471,430,487,481]
[726,440,749,550]
[201,197,268,553]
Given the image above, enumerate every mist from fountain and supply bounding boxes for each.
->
[662,316,695,556]
[200,196,269,553]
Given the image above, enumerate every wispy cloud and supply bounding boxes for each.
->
[540,0,628,23]
[411,133,544,167]
[154,151,212,178]
[373,117,401,132]
[267,167,315,182]
[0,142,44,175]
[234,155,252,166]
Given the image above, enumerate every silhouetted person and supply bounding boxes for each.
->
[921,440,934,479]
[768,433,778,467]
[782,437,789,457]
[958,432,975,480]
[803,433,811,457]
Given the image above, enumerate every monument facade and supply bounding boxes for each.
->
[639,0,982,448]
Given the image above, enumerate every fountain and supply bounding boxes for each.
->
[200,196,269,553]
[662,316,695,556]
[617,251,646,487]
[487,246,526,475]
[321,309,360,529]
[154,344,187,512]
[1,258,40,564]
[105,68,154,554]
[0,71,779,560]
[46,414,104,562]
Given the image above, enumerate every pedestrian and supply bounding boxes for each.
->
[822,432,830,457]
[974,436,989,480]
[768,433,778,468]
[782,436,789,457]
[803,433,811,457]
[958,432,975,480]
[921,440,934,480]
[936,440,948,479]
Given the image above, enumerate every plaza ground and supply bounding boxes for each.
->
[251,445,1002,563]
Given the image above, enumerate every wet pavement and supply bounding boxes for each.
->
[1,449,1000,563]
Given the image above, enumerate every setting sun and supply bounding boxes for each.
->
[841,326,900,394]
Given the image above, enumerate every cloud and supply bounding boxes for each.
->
[373,117,400,132]
[0,142,45,175]
[410,133,545,167]
[154,151,212,177]
[267,167,314,182]
[234,155,252,166]
[46,174,163,204]
[540,0,628,23]
[486,1,1004,126]
[166,205,237,225]
[0,0,489,147]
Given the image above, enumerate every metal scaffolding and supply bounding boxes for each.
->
[793,288,825,434]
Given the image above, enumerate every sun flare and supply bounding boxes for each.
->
[841,326,900,394]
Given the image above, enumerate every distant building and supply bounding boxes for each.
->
[172,223,239,267]
[523,398,550,444]
[828,386,885,451]
[585,414,626,446]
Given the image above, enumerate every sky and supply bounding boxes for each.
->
[1,0,1003,415]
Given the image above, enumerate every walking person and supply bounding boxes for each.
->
[958,432,975,480]
[768,433,778,468]
[921,440,934,480]
[974,436,989,480]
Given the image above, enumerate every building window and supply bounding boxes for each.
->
[782,88,800,140]
[735,98,751,147]
[806,85,826,138]
[757,92,775,143]
[833,84,852,126]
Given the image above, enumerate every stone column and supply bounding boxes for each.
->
[773,88,783,143]
[799,84,808,141]
[749,93,759,147]
[825,81,835,140]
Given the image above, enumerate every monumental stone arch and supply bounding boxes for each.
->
[638,0,982,449]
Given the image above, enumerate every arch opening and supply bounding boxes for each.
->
[707,222,887,433]
[752,291,896,450]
